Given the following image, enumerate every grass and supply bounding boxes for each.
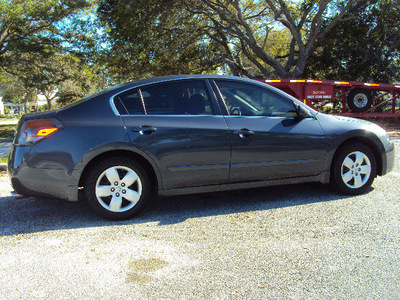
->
[0,124,16,139]
[0,155,8,176]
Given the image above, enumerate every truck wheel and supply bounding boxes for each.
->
[347,89,372,113]
[85,157,151,220]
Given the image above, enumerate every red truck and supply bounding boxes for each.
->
[255,79,400,117]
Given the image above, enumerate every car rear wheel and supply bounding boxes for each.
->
[331,143,376,195]
[85,157,151,220]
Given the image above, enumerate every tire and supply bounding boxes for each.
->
[347,89,372,113]
[84,157,151,220]
[331,143,377,195]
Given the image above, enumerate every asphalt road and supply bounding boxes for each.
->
[0,141,399,300]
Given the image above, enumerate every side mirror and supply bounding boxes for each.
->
[295,104,313,119]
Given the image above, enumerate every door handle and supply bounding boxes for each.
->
[233,128,255,138]
[131,126,157,135]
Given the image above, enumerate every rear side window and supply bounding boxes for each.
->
[141,80,214,115]
[115,89,145,115]
[113,80,216,115]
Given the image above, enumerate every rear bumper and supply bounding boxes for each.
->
[8,145,80,201]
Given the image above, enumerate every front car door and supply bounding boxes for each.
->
[212,79,327,182]
[114,79,231,189]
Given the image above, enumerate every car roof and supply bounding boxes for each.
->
[60,74,317,116]
[114,74,260,90]
[86,74,267,102]
[62,75,262,111]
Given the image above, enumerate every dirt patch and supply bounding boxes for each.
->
[126,258,169,284]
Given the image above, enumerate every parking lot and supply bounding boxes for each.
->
[0,140,399,299]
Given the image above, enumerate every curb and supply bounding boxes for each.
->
[0,138,13,143]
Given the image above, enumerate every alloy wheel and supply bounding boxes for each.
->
[341,151,371,189]
[95,166,142,213]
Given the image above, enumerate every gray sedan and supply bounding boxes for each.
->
[8,75,395,220]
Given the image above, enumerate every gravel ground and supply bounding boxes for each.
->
[0,141,399,300]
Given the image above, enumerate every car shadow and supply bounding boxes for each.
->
[0,183,362,236]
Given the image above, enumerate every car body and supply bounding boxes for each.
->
[8,75,395,220]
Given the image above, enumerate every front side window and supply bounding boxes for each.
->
[141,80,214,115]
[215,80,297,117]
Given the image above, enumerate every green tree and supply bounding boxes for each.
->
[57,63,103,105]
[97,0,222,81]
[0,0,94,70]
[0,71,36,113]
[1,51,102,111]
[0,0,102,110]
[304,0,400,83]
[0,72,25,104]
[97,0,369,79]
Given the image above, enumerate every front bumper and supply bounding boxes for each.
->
[382,139,395,175]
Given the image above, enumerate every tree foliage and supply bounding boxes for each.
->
[0,72,25,103]
[97,0,222,81]
[97,0,370,79]
[0,0,94,69]
[56,61,103,105]
[0,0,101,109]
[1,0,398,112]
[304,0,400,83]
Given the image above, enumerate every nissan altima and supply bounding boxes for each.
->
[8,75,395,220]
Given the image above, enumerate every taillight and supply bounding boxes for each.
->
[17,118,63,145]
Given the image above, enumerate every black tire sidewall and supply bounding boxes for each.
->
[85,157,151,220]
[331,143,377,195]
[347,89,372,113]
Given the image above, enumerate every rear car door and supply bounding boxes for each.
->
[115,79,230,189]
[213,80,327,182]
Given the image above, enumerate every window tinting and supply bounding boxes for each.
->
[216,80,296,117]
[116,89,145,115]
[141,80,214,115]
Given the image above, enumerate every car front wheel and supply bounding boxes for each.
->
[331,143,377,195]
[85,157,151,220]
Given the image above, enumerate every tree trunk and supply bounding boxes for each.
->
[24,93,29,114]
[47,98,52,110]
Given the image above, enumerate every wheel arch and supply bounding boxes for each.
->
[78,150,161,194]
[331,136,383,177]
